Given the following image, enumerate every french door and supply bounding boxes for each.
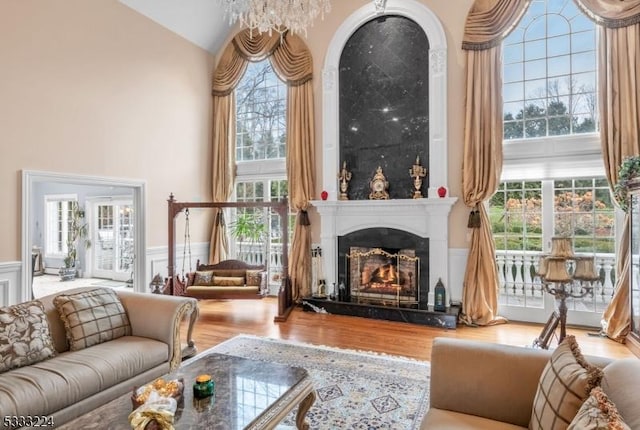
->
[92,199,134,281]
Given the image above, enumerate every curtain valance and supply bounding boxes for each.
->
[574,0,640,28]
[212,29,313,96]
[462,0,531,50]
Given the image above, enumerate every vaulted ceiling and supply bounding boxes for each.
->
[119,0,234,55]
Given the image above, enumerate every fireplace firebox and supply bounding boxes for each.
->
[337,228,429,307]
[348,247,420,306]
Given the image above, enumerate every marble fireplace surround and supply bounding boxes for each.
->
[311,198,457,306]
[312,1,456,306]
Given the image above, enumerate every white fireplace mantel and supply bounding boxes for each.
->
[311,197,457,305]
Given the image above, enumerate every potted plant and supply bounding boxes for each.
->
[229,210,266,262]
[59,202,91,281]
[614,156,640,212]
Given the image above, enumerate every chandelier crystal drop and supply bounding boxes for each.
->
[222,0,332,37]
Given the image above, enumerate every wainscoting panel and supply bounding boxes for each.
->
[0,262,23,306]
[146,242,209,290]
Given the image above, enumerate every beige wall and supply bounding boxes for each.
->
[2,0,474,264]
[0,0,215,261]
[302,0,474,248]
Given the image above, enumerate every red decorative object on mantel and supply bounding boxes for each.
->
[321,190,328,200]
[437,186,447,198]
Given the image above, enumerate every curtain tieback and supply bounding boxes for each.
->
[467,207,481,228]
[298,210,311,226]
[215,211,226,227]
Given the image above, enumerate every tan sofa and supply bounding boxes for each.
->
[422,337,640,429]
[0,287,198,429]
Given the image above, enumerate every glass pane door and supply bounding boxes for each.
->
[93,200,134,282]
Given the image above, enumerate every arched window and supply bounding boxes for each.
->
[503,0,597,139]
[493,0,617,326]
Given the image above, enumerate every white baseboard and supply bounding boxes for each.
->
[448,248,468,304]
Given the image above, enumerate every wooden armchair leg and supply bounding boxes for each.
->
[182,304,199,359]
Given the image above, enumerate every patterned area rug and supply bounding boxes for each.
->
[210,334,431,429]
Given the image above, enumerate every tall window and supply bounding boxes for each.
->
[233,59,288,290]
[44,195,76,258]
[497,1,613,325]
[503,0,597,139]
[236,61,286,161]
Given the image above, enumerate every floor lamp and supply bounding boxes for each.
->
[538,237,600,344]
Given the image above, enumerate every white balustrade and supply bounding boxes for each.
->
[496,250,617,312]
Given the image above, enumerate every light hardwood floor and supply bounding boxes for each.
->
[182,297,635,361]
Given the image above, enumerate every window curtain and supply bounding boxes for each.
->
[460,0,530,326]
[574,0,640,342]
[210,29,316,299]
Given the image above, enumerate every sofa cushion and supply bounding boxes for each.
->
[529,335,603,430]
[54,288,131,351]
[0,300,56,373]
[193,270,214,286]
[246,269,263,287]
[422,408,527,430]
[0,335,167,418]
[213,276,245,287]
[601,358,640,429]
[567,386,630,430]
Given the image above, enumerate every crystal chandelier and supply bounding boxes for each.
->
[222,0,332,37]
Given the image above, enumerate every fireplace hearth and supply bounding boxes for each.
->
[302,297,460,329]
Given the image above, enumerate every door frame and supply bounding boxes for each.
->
[21,170,147,302]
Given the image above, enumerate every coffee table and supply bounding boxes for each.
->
[58,352,316,429]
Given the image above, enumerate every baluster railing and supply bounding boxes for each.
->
[495,250,616,312]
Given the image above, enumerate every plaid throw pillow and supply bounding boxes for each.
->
[0,300,56,373]
[54,288,131,351]
[529,335,603,430]
[568,387,630,430]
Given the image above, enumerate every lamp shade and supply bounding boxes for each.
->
[536,254,549,277]
[543,257,572,283]
[573,256,599,281]
[550,237,574,258]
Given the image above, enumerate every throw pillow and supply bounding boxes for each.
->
[54,288,131,351]
[529,335,603,430]
[568,387,630,430]
[246,269,263,287]
[193,270,214,286]
[213,276,245,287]
[0,300,56,373]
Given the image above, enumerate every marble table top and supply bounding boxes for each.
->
[59,352,313,429]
